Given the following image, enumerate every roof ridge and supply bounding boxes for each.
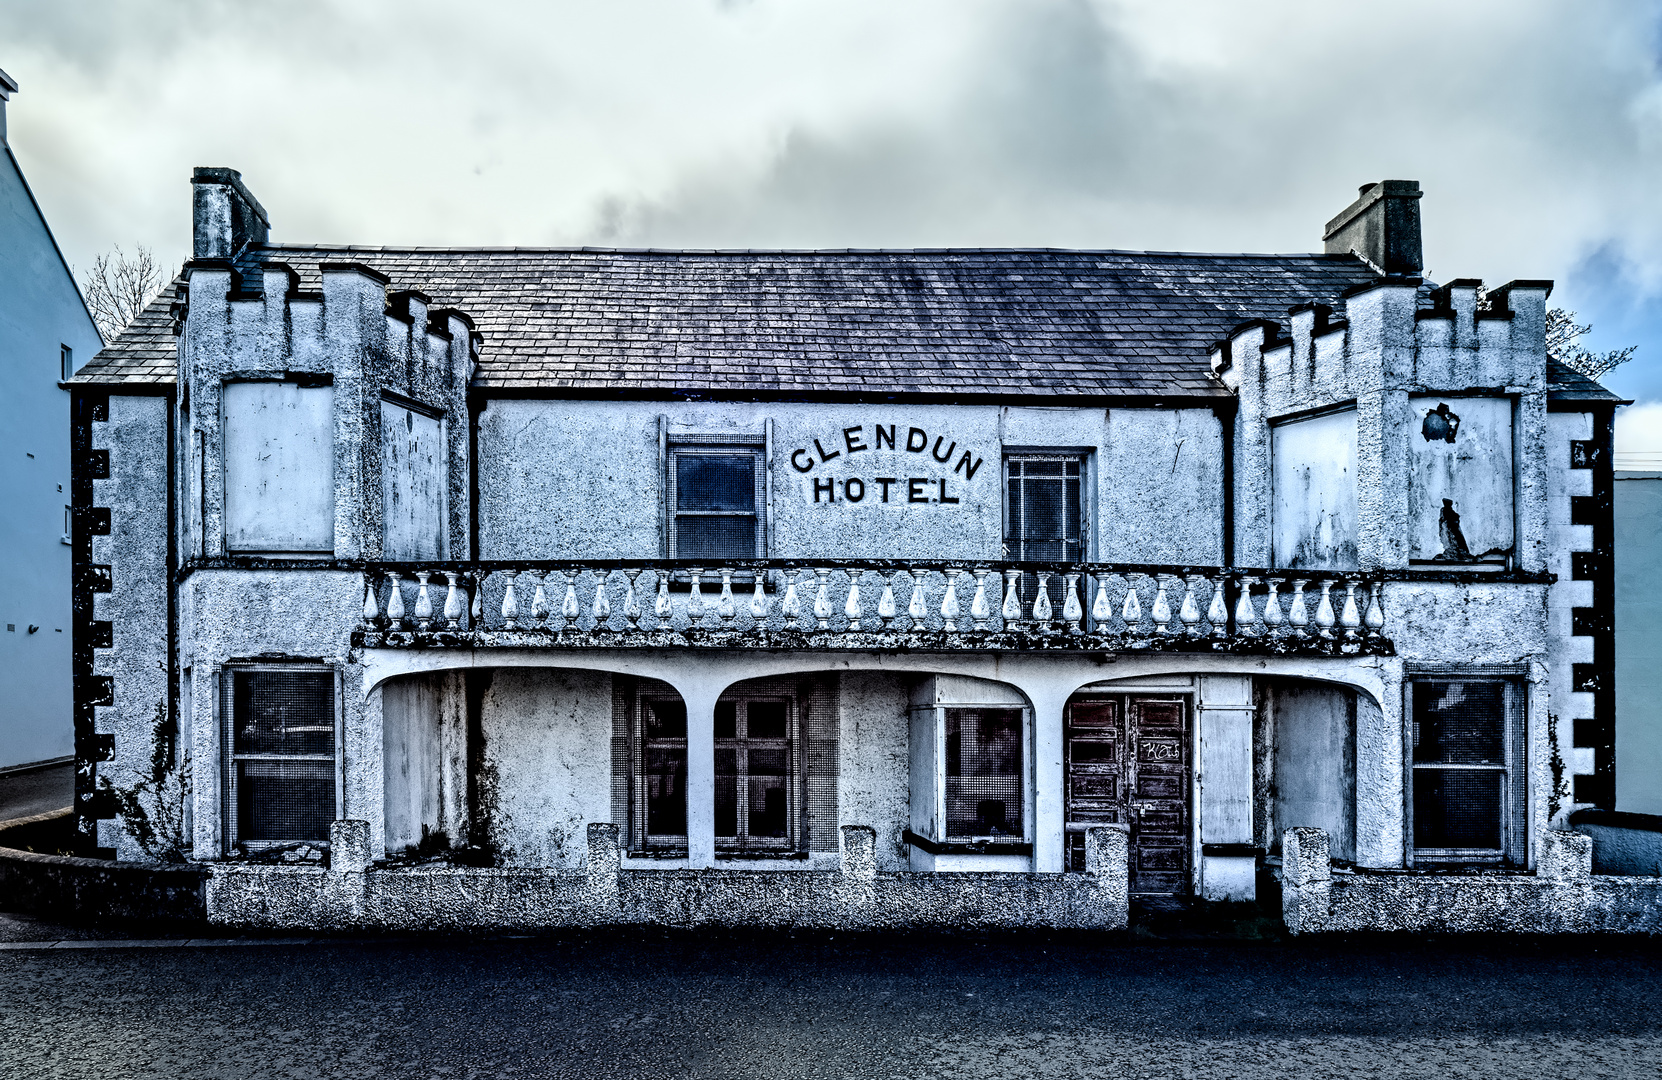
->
[259,242,1366,261]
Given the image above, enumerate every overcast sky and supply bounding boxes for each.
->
[4,1,1659,428]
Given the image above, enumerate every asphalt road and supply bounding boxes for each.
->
[0,759,71,822]
[2,931,1660,1079]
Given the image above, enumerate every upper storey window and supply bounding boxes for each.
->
[381,397,447,561]
[1407,397,1514,567]
[668,445,764,560]
[1004,456,1084,562]
[1271,407,1358,570]
[222,380,334,554]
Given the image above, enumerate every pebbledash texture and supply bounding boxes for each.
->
[64,170,1652,932]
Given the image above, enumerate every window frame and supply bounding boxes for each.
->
[665,437,767,561]
[714,694,802,855]
[631,692,690,855]
[1002,452,1089,564]
[221,377,337,555]
[1404,674,1527,866]
[922,702,1033,846]
[60,344,73,383]
[219,663,343,852]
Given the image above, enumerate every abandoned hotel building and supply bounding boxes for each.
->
[63,169,1652,933]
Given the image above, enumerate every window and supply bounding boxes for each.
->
[223,666,338,846]
[667,445,764,560]
[1409,678,1525,863]
[222,380,335,553]
[380,397,447,560]
[1005,455,1085,610]
[945,708,1026,839]
[636,696,688,851]
[715,696,798,852]
[60,345,73,383]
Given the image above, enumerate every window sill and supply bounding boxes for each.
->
[902,829,1032,857]
[716,849,807,861]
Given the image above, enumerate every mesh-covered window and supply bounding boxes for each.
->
[715,697,797,851]
[1410,679,1522,860]
[944,708,1025,839]
[1005,457,1083,562]
[224,668,336,845]
[669,448,763,560]
[640,698,688,848]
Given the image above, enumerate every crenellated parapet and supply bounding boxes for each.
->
[1214,277,1551,576]
[177,188,478,564]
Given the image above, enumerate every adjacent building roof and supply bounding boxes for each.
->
[75,246,1386,397]
[72,245,1621,402]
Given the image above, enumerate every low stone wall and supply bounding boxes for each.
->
[0,809,207,927]
[1281,827,1662,934]
[1570,809,1662,876]
[206,822,1130,932]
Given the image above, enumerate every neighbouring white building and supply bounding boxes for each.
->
[66,169,1644,932]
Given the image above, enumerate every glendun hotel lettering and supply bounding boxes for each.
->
[67,169,1636,932]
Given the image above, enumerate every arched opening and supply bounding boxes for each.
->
[1260,677,1362,863]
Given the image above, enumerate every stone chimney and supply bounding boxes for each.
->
[1323,180,1422,276]
[0,66,18,145]
[191,167,270,261]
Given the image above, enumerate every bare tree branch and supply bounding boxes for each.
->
[78,244,166,343]
[1547,305,1636,383]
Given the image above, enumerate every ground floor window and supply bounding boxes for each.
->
[944,708,1025,839]
[637,696,688,851]
[715,695,799,852]
[1408,677,1526,863]
[222,665,338,847]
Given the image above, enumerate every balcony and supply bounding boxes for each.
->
[353,561,1394,656]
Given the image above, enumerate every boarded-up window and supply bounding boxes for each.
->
[223,667,337,845]
[381,399,447,561]
[1271,409,1357,569]
[223,381,334,553]
[1409,678,1525,863]
[1407,397,1514,564]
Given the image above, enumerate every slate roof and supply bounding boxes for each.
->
[74,246,1386,397]
[71,245,1620,402]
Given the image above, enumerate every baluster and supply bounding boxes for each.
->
[1063,572,1083,633]
[877,574,897,629]
[717,569,735,626]
[813,568,833,630]
[749,570,769,625]
[1315,580,1337,639]
[1235,576,1259,637]
[592,571,614,632]
[469,576,481,626]
[1151,576,1172,636]
[1121,576,1142,635]
[1263,578,1284,637]
[1207,575,1229,639]
[971,570,992,631]
[1340,581,1361,640]
[625,571,645,631]
[1179,576,1202,638]
[689,569,706,628]
[528,573,549,627]
[1287,579,1310,638]
[654,573,672,628]
[387,573,407,629]
[499,570,519,630]
[414,571,435,631]
[1091,574,1112,632]
[907,571,928,630]
[1032,572,1052,631]
[443,572,465,630]
[362,578,382,628]
[781,569,802,630]
[1001,569,1022,629]
[561,573,580,630]
[844,569,863,630]
[941,569,963,633]
[1365,582,1386,638]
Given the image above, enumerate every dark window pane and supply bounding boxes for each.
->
[945,708,1024,838]
[674,516,757,560]
[644,745,686,837]
[715,748,738,837]
[1414,770,1502,849]
[1414,681,1505,765]
[750,777,788,838]
[714,701,737,739]
[232,670,334,754]
[676,454,755,512]
[646,700,686,739]
[746,701,788,740]
[237,760,332,842]
[747,746,788,777]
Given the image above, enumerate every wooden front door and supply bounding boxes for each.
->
[1065,696,1191,894]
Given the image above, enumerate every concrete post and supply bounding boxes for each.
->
[1281,826,1331,935]
[682,686,719,868]
[329,819,372,874]
[1020,686,1069,873]
[1539,829,1592,882]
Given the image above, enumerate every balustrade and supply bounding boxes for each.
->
[358,562,1390,649]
